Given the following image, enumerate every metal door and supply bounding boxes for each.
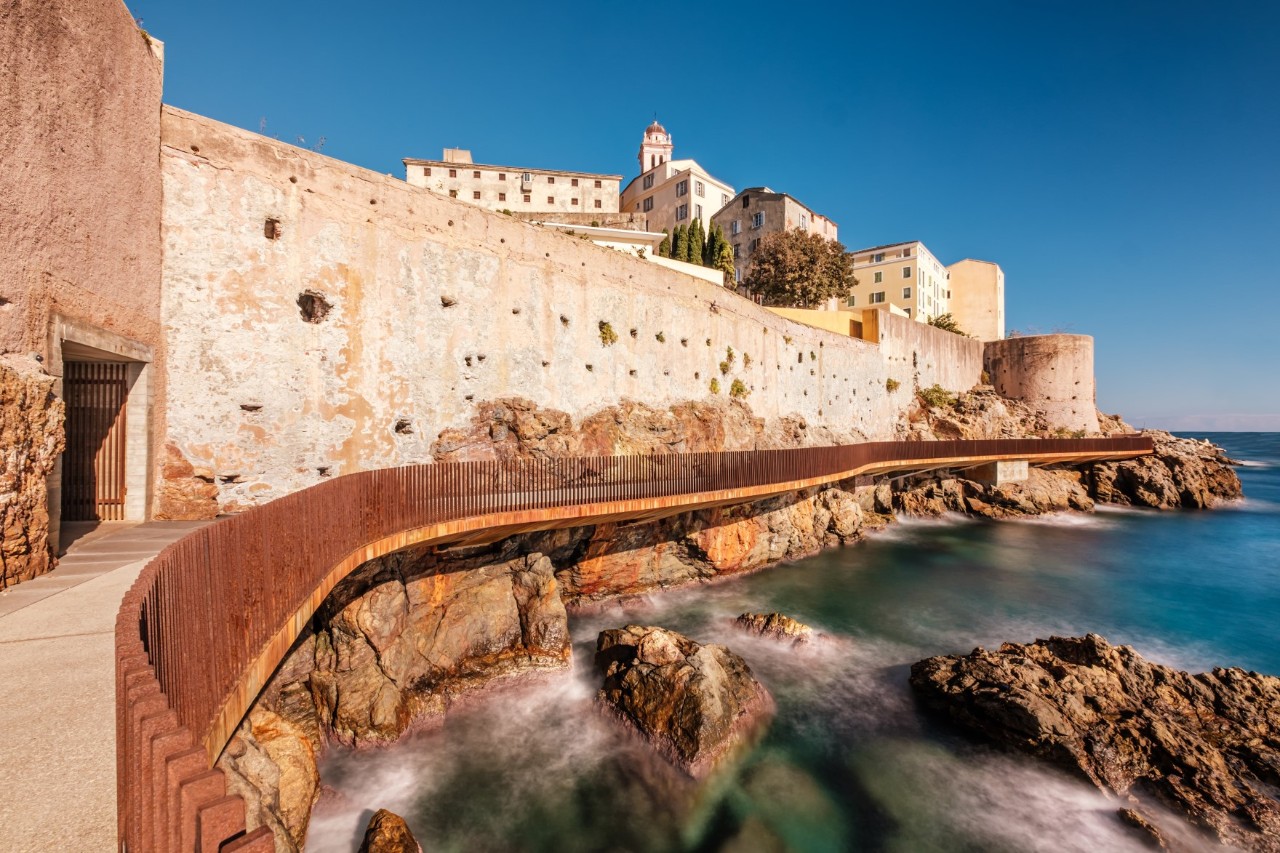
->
[62,362,129,521]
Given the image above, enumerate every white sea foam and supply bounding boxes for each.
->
[1017,511,1114,528]
[1237,459,1273,468]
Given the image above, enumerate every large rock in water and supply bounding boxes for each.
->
[910,634,1280,850]
[734,612,813,645]
[595,625,773,778]
[1087,430,1242,509]
[358,809,423,853]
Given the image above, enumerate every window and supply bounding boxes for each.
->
[498,173,506,181]
[522,172,533,182]
[695,181,705,197]
[742,196,750,208]
[643,197,654,212]
[751,212,764,229]
[523,194,531,202]
[676,180,688,197]
[732,243,740,257]
[473,191,481,200]
[730,220,740,235]
[677,203,688,221]
[722,194,730,207]
[750,237,760,252]
[643,174,654,190]
[594,180,602,189]
[870,291,886,304]
[846,295,856,307]
[449,169,457,178]
[873,252,884,263]
[498,192,506,201]
[695,204,703,220]
[473,171,481,179]
[571,178,579,187]
[902,286,912,298]
[874,271,883,283]
[448,189,458,198]
[903,266,912,278]
[594,199,602,209]
[547,196,554,204]
[548,176,555,184]
[902,247,912,257]
[799,214,808,229]
[572,198,579,205]
[945,290,951,298]
[424,167,431,176]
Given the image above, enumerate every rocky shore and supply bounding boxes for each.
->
[221,394,1245,849]
[910,635,1280,851]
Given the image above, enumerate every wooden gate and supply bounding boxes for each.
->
[62,362,129,521]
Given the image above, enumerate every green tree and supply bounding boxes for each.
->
[689,219,706,265]
[714,238,735,283]
[672,224,687,262]
[742,230,857,308]
[658,228,671,258]
[704,223,725,267]
[927,313,968,336]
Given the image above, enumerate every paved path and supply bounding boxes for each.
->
[0,521,209,852]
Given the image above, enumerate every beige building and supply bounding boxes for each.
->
[620,121,734,236]
[843,240,951,322]
[947,258,1005,340]
[403,148,620,214]
[711,187,838,285]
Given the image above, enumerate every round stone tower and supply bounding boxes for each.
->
[638,120,673,174]
[983,334,1101,434]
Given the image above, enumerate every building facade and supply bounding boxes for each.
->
[403,149,620,214]
[711,187,839,285]
[843,241,950,321]
[619,122,734,236]
[947,258,1005,341]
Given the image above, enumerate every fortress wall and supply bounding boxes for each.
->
[984,334,1100,434]
[873,310,985,394]
[159,108,985,512]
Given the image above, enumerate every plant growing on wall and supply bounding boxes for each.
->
[743,353,753,369]
[743,230,857,308]
[730,379,750,399]
[886,378,901,392]
[709,378,721,394]
[927,313,969,336]
[598,321,618,346]
[918,384,956,408]
[656,331,666,343]
[719,360,732,376]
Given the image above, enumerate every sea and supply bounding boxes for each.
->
[307,433,1279,853]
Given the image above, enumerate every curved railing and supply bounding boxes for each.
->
[115,436,1151,851]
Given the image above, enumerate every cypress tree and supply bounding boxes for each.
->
[672,224,687,262]
[689,218,705,266]
[658,228,671,258]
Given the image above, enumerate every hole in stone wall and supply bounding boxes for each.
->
[317,467,331,477]
[441,295,458,308]
[239,404,262,412]
[264,218,282,240]
[297,290,332,323]
[394,419,414,435]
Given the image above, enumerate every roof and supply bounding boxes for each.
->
[620,158,734,197]
[646,120,668,135]
[403,157,621,181]
[848,240,922,255]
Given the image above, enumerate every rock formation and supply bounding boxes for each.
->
[357,809,423,853]
[909,634,1280,851]
[734,612,813,645]
[0,356,64,588]
[1088,429,1242,509]
[595,625,773,778]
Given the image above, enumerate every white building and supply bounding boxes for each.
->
[403,148,620,214]
[843,241,951,321]
[619,121,734,236]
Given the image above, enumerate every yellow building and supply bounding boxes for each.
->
[403,148,621,214]
[946,258,1005,340]
[843,240,950,321]
[619,121,734,236]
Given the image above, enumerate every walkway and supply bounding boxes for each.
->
[0,521,209,852]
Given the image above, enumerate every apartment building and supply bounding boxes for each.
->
[711,187,838,284]
[947,258,1005,340]
[619,121,734,235]
[843,241,950,321]
[403,148,621,214]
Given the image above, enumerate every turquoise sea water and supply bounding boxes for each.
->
[309,433,1279,853]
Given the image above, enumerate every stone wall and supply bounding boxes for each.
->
[158,108,986,514]
[0,357,65,587]
[875,309,985,395]
[984,334,1099,434]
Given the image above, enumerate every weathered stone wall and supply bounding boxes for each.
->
[0,357,65,587]
[159,108,986,514]
[984,334,1099,434]
[874,309,985,396]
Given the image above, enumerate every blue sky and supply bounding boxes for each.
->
[131,1,1280,430]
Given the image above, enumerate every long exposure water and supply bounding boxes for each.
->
[308,433,1279,852]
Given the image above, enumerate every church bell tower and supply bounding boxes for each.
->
[638,120,673,175]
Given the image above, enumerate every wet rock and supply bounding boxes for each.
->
[595,625,773,778]
[1087,429,1241,509]
[357,809,422,853]
[909,634,1280,850]
[1117,808,1168,849]
[734,612,813,645]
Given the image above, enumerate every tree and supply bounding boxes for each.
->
[927,313,968,336]
[688,218,705,265]
[713,238,735,283]
[671,224,687,263]
[704,223,726,267]
[658,229,671,258]
[742,230,856,308]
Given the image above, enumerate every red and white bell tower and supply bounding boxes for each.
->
[638,120,673,175]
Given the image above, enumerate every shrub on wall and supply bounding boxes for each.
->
[886,378,901,392]
[598,321,618,346]
[918,384,956,408]
[709,378,721,394]
[730,379,750,399]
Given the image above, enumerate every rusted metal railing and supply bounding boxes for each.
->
[115,435,1151,851]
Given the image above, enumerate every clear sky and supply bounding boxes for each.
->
[129,0,1280,430]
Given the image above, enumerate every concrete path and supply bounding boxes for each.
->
[0,521,209,852]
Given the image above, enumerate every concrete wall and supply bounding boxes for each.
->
[874,309,985,394]
[159,108,986,512]
[984,334,1099,433]
[948,258,1005,341]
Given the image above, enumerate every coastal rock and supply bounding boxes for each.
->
[734,612,813,645]
[909,634,1280,850]
[1087,429,1242,509]
[0,356,64,588]
[895,467,1093,519]
[357,809,423,853]
[595,625,773,778]
[218,707,321,852]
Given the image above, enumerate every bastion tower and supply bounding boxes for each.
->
[638,120,673,173]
